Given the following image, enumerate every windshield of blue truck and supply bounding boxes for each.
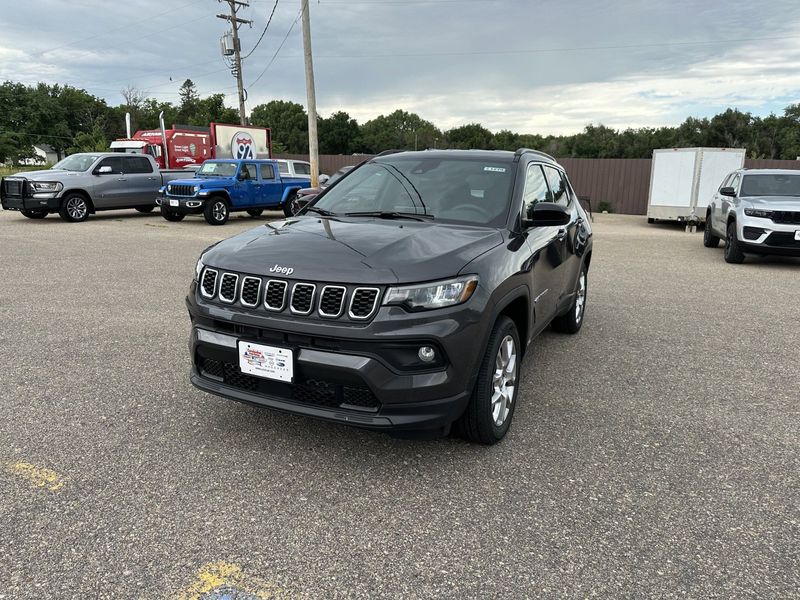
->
[312,157,514,227]
[197,162,238,177]
[740,174,800,197]
[52,155,101,172]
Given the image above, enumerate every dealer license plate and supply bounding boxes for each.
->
[238,341,293,383]
[795,230,800,241]
[169,199,179,207]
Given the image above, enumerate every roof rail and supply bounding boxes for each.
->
[513,148,557,163]
[375,149,404,157]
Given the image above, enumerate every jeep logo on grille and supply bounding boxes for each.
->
[269,264,294,276]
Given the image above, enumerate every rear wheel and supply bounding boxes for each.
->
[20,210,47,219]
[283,193,297,217]
[552,264,587,334]
[724,222,745,264]
[160,206,185,222]
[58,193,90,222]
[204,198,229,225]
[246,208,264,217]
[456,316,520,445]
[135,205,155,214]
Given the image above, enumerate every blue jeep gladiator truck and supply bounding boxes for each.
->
[157,159,311,225]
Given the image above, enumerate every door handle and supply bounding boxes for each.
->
[556,228,567,241]
[147,176,158,180]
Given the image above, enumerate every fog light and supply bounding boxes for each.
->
[418,346,436,363]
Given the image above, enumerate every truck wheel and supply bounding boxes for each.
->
[204,198,229,225]
[552,264,588,334]
[647,218,655,224]
[455,316,520,445]
[58,193,90,222]
[283,193,297,217]
[21,210,47,219]
[135,206,155,214]
[724,222,745,264]
[246,209,263,217]
[703,218,720,248]
[160,206,185,222]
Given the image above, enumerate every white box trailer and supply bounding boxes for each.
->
[647,147,746,223]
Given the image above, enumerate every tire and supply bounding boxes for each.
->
[724,221,745,264]
[283,193,297,217]
[703,217,720,248]
[20,210,47,219]
[551,264,588,334]
[246,208,264,217]
[204,198,230,225]
[647,218,655,224]
[160,206,185,222]
[58,193,90,222]
[135,205,155,214]
[455,316,521,445]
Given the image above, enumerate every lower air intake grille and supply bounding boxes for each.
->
[291,283,316,314]
[349,288,379,319]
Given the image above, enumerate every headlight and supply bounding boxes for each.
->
[383,275,479,311]
[167,184,173,193]
[744,208,774,218]
[195,256,205,281]
[193,185,200,194]
[29,181,62,192]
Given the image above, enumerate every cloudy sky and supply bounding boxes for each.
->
[2,0,800,134]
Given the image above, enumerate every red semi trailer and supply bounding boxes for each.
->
[110,112,272,169]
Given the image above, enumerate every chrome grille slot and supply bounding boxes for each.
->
[318,286,346,318]
[240,276,262,307]
[219,273,239,304]
[200,268,218,298]
[349,287,380,319]
[290,283,316,315]
[169,184,195,197]
[264,280,287,311]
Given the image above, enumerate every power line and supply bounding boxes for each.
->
[247,10,302,88]
[242,0,280,59]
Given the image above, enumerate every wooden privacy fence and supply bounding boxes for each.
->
[275,154,800,215]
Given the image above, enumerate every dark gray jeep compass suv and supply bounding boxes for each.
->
[186,149,593,444]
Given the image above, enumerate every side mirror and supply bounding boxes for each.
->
[522,202,570,228]
[720,186,736,197]
[318,174,330,184]
[96,165,112,175]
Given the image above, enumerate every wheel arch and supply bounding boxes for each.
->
[281,186,302,204]
[61,189,95,213]
[492,286,530,357]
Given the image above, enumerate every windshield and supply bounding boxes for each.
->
[52,155,100,172]
[740,174,800,197]
[197,161,238,177]
[312,157,514,226]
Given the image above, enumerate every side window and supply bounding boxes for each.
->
[730,174,740,193]
[294,162,311,175]
[124,156,153,174]
[260,163,275,180]
[521,164,550,219]
[277,161,290,175]
[240,164,255,180]
[96,157,123,174]
[719,173,733,191]
[543,166,569,206]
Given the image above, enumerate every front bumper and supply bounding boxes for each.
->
[1,194,61,212]
[157,196,205,214]
[737,215,800,256]
[186,281,490,434]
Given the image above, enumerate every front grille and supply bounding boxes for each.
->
[2,178,24,197]
[349,288,380,319]
[319,286,346,317]
[201,269,218,297]
[264,280,287,311]
[240,276,261,307]
[766,232,800,247]
[772,211,800,225]
[290,283,316,314]
[219,273,239,303]
[169,184,195,197]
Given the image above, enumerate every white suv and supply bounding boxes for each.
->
[275,159,312,179]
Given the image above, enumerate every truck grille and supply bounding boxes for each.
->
[199,269,383,322]
[772,211,800,225]
[169,184,195,197]
[1,178,25,197]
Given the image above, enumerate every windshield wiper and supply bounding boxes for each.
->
[344,211,434,221]
[304,206,337,217]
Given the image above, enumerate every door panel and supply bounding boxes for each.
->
[258,163,283,207]
[120,156,158,206]
[90,157,127,208]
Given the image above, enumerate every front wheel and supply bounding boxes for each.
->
[204,198,229,225]
[160,206,185,222]
[58,193,90,222]
[246,208,264,217]
[703,216,720,248]
[20,210,47,219]
[455,316,520,445]
[724,222,745,264]
[283,193,296,217]
[552,265,587,334]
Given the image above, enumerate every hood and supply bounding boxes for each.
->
[12,169,74,180]
[744,196,800,209]
[169,176,233,187]
[205,217,504,284]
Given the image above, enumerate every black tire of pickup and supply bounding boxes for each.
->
[58,193,90,222]
[135,206,155,214]
[247,208,264,217]
[21,210,47,219]
[160,206,185,222]
[204,197,230,225]
[455,316,520,445]
[283,193,297,218]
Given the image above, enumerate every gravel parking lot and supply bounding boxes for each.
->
[0,209,797,599]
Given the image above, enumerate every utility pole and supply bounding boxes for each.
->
[300,0,319,187]
[217,0,251,125]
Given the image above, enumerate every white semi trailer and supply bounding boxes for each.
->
[647,147,746,224]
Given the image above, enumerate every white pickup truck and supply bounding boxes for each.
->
[0,153,189,222]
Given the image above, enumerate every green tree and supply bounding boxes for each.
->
[318,111,360,154]
[359,110,440,152]
[190,94,239,126]
[177,79,199,123]
[250,100,309,153]
[445,123,494,150]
